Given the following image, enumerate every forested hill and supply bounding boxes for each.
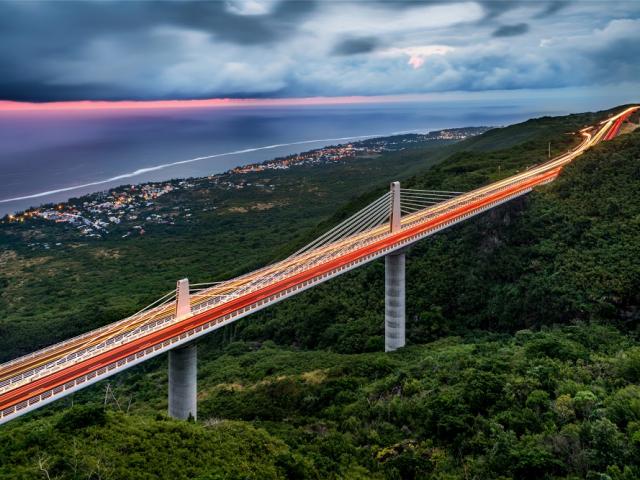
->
[227,109,640,352]
[2,108,640,479]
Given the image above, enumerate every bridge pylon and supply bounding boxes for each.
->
[168,278,197,420]
[385,181,405,352]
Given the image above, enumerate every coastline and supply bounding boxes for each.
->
[1,127,489,223]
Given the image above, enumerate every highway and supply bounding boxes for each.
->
[0,106,637,424]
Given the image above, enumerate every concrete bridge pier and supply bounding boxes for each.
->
[385,181,406,352]
[168,278,197,420]
[385,251,406,351]
[168,343,197,420]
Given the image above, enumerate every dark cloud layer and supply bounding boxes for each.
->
[534,0,571,18]
[332,36,380,56]
[0,0,638,102]
[492,23,530,37]
[0,0,318,101]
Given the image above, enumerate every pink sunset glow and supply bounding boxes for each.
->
[0,95,429,113]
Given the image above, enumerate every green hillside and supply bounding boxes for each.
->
[0,106,598,361]
[226,110,640,352]
[1,107,640,479]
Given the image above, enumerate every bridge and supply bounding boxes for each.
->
[0,106,637,424]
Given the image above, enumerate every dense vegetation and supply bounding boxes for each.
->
[1,106,639,479]
[2,325,640,479]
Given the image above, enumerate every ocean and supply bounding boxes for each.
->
[0,99,594,215]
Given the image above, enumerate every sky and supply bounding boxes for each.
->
[0,0,639,107]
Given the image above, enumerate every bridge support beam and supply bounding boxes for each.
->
[168,278,197,420]
[385,181,406,352]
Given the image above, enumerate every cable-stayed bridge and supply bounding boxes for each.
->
[0,106,637,424]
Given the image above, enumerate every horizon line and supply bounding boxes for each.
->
[0,94,433,112]
[2,85,636,112]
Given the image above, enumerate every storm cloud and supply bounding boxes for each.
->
[0,0,638,102]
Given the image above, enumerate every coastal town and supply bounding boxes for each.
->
[1,127,489,244]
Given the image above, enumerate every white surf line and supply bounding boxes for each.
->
[0,133,398,204]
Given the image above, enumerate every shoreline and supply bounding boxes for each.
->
[0,133,384,208]
[0,126,490,219]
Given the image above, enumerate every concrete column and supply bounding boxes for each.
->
[385,181,406,352]
[168,278,197,420]
[385,252,406,352]
[169,343,197,420]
